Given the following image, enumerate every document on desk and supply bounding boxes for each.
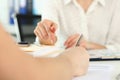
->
[32,46,114,80]
[32,47,120,59]
[88,49,120,59]
[73,64,114,80]
[32,46,64,57]
[20,44,42,52]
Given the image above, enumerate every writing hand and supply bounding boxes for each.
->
[59,47,89,76]
[64,34,82,49]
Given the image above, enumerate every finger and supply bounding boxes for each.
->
[49,23,57,42]
[42,20,54,38]
[64,34,79,46]
[43,23,55,44]
[35,30,54,45]
[35,28,44,40]
[35,23,44,38]
[50,33,57,43]
[34,26,41,38]
[34,22,40,36]
[35,30,43,42]
[43,23,51,38]
[34,29,42,42]
[65,37,78,49]
[38,23,49,39]
[43,19,57,33]
[36,24,44,39]
[66,42,76,49]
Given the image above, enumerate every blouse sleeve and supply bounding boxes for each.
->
[105,1,120,51]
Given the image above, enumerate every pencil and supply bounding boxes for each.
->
[76,34,83,46]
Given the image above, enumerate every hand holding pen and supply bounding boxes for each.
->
[34,20,57,45]
[76,34,83,46]
[64,34,83,49]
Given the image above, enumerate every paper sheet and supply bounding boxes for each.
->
[20,44,42,52]
[88,49,120,58]
[32,46,64,57]
[73,64,113,80]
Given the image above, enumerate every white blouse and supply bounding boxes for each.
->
[36,0,120,50]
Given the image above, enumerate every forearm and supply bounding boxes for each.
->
[0,25,36,80]
[35,57,73,80]
[87,42,106,50]
[0,25,72,80]
[0,53,72,80]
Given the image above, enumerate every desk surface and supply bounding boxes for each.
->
[20,44,120,80]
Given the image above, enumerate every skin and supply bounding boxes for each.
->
[77,0,93,11]
[0,23,89,80]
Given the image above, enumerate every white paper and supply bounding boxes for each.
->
[32,46,64,57]
[73,64,113,80]
[88,49,120,58]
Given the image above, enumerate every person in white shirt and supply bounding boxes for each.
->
[34,0,120,50]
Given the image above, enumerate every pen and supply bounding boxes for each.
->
[76,34,83,46]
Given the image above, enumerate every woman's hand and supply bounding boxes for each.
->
[34,19,57,45]
[64,34,86,49]
[64,34,106,50]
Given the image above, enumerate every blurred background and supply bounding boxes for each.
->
[0,0,41,42]
[0,0,41,33]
